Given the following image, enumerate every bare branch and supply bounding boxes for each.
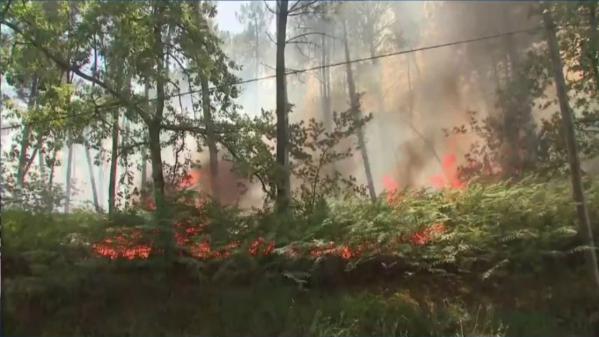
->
[288,10,316,17]
[265,30,277,45]
[286,31,335,43]
[288,40,319,47]
[118,141,148,157]
[261,62,276,71]
[263,0,276,14]
[288,0,318,14]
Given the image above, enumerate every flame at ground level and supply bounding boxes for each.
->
[429,153,465,190]
[92,222,447,261]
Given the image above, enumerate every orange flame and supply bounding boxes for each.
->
[382,175,401,204]
[179,170,202,190]
[429,153,465,190]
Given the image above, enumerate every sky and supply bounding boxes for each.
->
[216,1,245,34]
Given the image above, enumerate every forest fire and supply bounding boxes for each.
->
[382,175,400,203]
[91,221,447,261]
[429,154,465,190]
[179,170,202,190]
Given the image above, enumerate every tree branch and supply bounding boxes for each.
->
[263,0,276,14]
[1,19,152,122]
[0,0,13,20]
[288,0,318,14]
[287,31,340,43]
[265,30,277,45]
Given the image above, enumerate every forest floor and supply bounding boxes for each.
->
[4,256,597,336]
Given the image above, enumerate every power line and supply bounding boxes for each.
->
[165,25,543,99]
[0,26,543,131]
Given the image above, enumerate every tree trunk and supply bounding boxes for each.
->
[200,75,220,202]
[151,3,173,261]
[587,2,599,95]
[275,0,291,212]
[543,8,599,288]
[255,16,260,113]
[108,109,119,215]
[148,122,166,214]
[64,139,74,213]
[342,20,377,202]
[85,140,101,212]
[23,140,40,180]
[48,147,58,187]
[17,77,38,189]
[37,134,46,181]
[502,8,537,176]
[141,84,149,197]
[320,33,332,130]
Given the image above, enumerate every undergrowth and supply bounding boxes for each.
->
[3,177,599,336]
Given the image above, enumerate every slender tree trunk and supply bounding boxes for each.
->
[544,8,599,288]
[502,8,537,175]
[23,145,39,180]
[63,71,74,214]
[200,75,220,202]
[320,33,332,130]
[342,20,376,202]
[108,109,119,215]
[48,147,57,187]
[38,135,45,181]
[587,2,599,95]
[151,3,174,262]
[141,84,149,197]
[84,140,100,212]
[275,0,291,212]
[148,122,166,214]
[255,16,260,113]
[64,139,74,213]
[17,77,38,189]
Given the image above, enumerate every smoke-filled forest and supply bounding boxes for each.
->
[1,1,599,336]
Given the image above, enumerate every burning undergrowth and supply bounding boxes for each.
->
[91,219,448,262]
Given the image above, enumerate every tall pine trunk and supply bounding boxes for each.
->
[544,7,599,288]
[275,0,291,212]
[17,77,38,190]
[587,2,599,94]
[148,122,166,214]
[108,109,119,215]
[63,72,74,213]
[254,16,260,113]
[150,3,173,261]
[48,147,58,187]
[38,134,45,182]
[320,33,332,131]
[200,75,219,202]
[342,20,376,202]
[84,140,100,212]
[501,7,537,175]
[141,84,149,197]
[64,139,74,213]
